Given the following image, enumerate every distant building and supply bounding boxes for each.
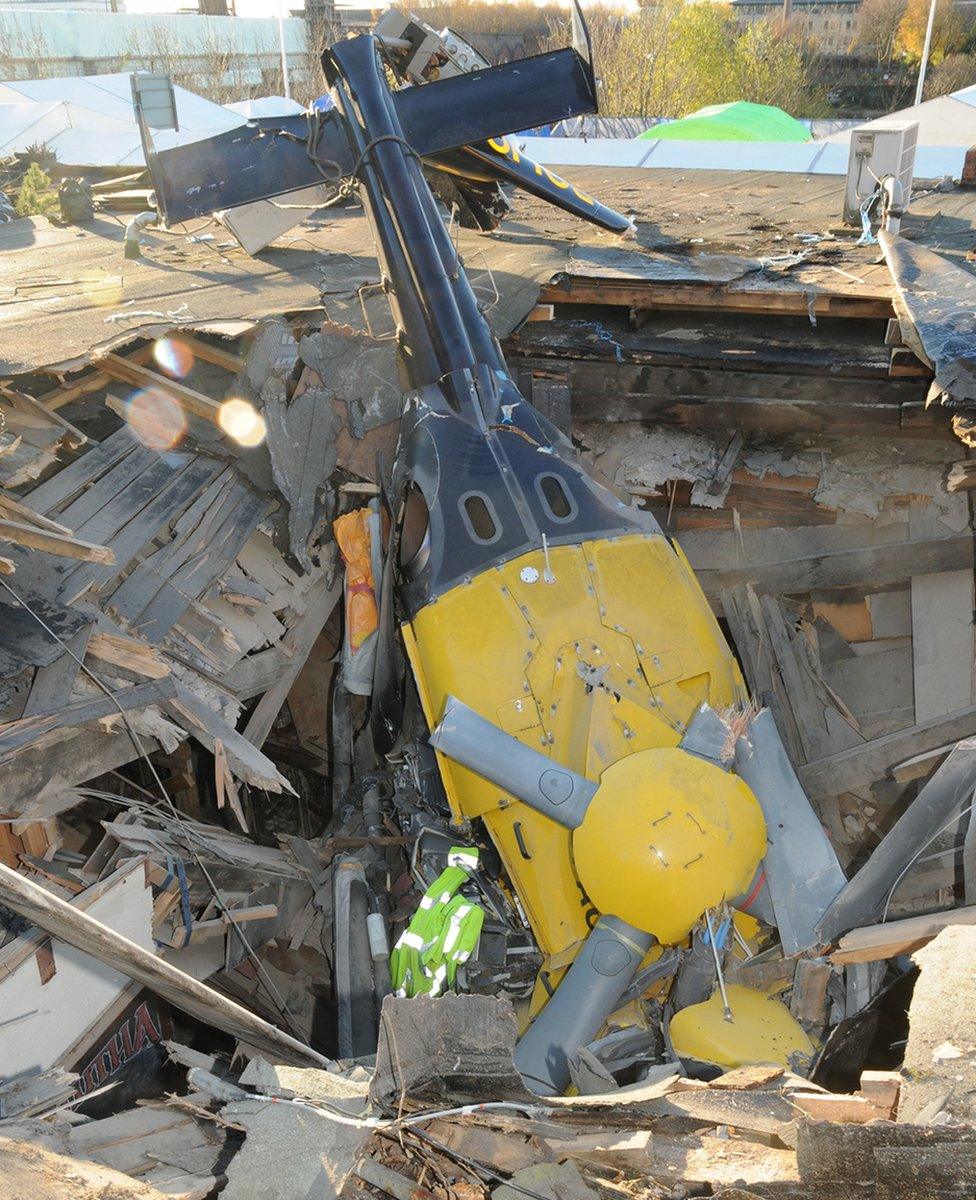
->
[0,10,308,92]
[730,0,860,56]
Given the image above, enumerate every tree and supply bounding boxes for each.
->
[924,49,976,94]
[545,0,824,119]
[14,162,57,217]
[853,0,908,64]
[895,0,965,65]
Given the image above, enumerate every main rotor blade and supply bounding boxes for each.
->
[735,708,847,955]
[429,695,596,829]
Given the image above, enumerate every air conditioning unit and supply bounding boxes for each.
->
[843,120,918,228]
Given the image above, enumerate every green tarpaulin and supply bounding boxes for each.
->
[638,101,811,143]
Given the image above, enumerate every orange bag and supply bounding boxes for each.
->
[334,508,378,654]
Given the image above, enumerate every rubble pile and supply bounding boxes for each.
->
[1,8,976,1198]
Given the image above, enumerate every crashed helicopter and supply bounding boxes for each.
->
[142,7,859,1096]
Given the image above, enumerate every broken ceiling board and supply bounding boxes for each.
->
[263,384,337,570]
[54,456,224,604]
[867,589,913,640]
[0,858,154,1077]
[106,469,270,642]
[911,569,975,723]
[822,642,914,729]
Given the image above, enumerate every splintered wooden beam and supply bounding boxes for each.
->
[0,858,329,1067]
[538,277,895,320]
[99,354,224,424]
[831,906,976,964]
[0,490,73,535]
[0,518,115,564]
[37,344,155,412]
[0,677,176,760]
[169,334,244,374]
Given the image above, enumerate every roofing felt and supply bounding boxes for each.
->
[2,165,975,376]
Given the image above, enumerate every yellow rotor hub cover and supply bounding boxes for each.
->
[572,747,766,945]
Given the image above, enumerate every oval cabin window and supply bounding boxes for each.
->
[460,492,500,544]
[536,473,576,522]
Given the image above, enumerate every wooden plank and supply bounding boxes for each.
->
[0,518,115,564]
[830,905,976,964]
[23,425,140,515]
[85,632,169,681]
[169,903,279,945]
[0,857,329,1068]
[538,277,895,320]
[911,569,975,723]
[697,533,974,600]
[99,354,224,424]
[58,446,187,538]
[510,356,946,440]
[798,705,976,800]
[0,730,159,820]
[124,483,268,642]
[789,1092,882,1123]
[22,622,93,718]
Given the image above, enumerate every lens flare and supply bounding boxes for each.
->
[219,397,266,447]
[124,387,187,451]
[153,336,195,379]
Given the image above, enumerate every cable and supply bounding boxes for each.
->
[351,133,424,181]
[0,574,305,1039]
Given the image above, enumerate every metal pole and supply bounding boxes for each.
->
[277,0,292,100]
[914,0,937,106]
